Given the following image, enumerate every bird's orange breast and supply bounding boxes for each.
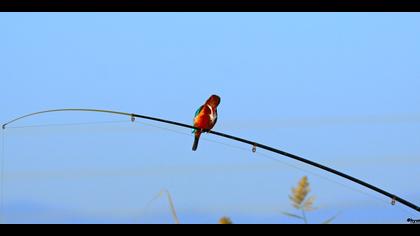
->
[194,106,216,130]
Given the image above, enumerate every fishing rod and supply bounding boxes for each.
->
[2,108,419,213]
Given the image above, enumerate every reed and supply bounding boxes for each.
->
[283,176,338,224]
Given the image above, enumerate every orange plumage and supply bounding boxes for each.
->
[192,95,221,151]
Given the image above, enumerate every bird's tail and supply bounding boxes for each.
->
[192,132,201,151]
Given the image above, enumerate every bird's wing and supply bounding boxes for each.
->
[194,105,204,119]
[192,105,204,133]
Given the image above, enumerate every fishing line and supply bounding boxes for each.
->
[3,117,416,219]
[206,136,414,215]
[136,122,415,218]
[208,140,415,216]
[132,121,415,215]
[255,151,413,216]
[7,120,130,130]
[2,109,419,213]
[0,129,5,223]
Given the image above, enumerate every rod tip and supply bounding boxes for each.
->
[1,124,5,130]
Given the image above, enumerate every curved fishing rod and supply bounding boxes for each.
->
[2,108,419,213]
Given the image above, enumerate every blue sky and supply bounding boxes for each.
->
[0,13,419,224]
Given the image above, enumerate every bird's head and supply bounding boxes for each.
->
[206,95,221,108]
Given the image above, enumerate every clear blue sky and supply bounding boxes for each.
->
[0,13,419,224]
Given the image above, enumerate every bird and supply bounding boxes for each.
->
[192,95,221,151]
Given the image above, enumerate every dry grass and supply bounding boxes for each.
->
[283,176,338,224]
[289,176,316,212]
[139,176,338,224]
[219,217,233,224]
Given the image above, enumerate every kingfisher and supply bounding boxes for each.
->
[192,95,221,151]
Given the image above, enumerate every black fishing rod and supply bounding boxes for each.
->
[2,108,419,213]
